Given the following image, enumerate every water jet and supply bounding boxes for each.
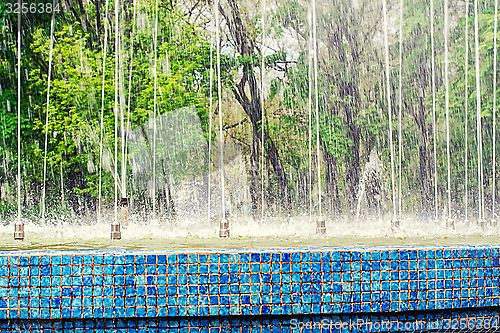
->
[120,197,129,227]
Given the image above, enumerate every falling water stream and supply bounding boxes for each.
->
[398,0,403,220]
[152,0,159,217]
[464,0,469,221]
[124,0,137,200]
[208,31,214,221]
[16,0,21,225]
[114,0,119,223]
[383,0,397,220]
[261,0,266,221]
[474,0,484,220]
[98,0,111,222]
[307,7,313,223]
[120,15,127,201]
[492,0,498,221]
[40,4,56,221]
[444,0,452,220]
[215,0,225,219]
[312,0,321,218]
[431,0,438,220]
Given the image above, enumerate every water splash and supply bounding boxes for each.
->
[2,215,499,250]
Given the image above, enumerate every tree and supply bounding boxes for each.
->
[218,0,293,218]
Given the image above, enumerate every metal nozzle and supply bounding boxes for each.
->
[316,217,326,235]
[446,218,455,230]
[477,218,486,230]
[14,221,24,241]
[219,218,229,238]
[110,220,121,240]
[491,219,497,228]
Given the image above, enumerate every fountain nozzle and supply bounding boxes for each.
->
[110,220,121,240]
[316,217,326,235]
[491,219,497,228]
[219,218,229,238]
[391,219,400,233]
[14,220,24,241]
[446,218,455,230]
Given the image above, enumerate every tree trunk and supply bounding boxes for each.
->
[250,130,262,220]
[64,157,86,216]
[340,82,361,217]
[417,82,433,213]
[166,174,176,218]
[219,0,292,217]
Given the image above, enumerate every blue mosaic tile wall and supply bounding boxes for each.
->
[0,245,499,330]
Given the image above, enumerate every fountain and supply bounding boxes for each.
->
[1,0,500,331]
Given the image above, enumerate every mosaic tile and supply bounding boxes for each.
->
[4,308,499,332]
[0,245,499,325]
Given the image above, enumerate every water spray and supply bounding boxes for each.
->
[121,197,129,227]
